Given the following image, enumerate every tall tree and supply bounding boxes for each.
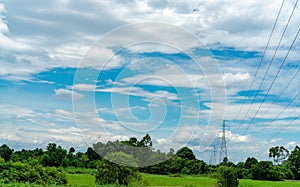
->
[245,157,258,169]
[278,146,289,165]
[86,147,101,161]
[269,146,280,165]
[42,143,67,167]
[269,146,289,165]
[287,146,300,179]
[138,134,152,147]
[176,147,196,160]
[0,144,13,161]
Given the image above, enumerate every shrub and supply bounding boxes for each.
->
[0,161,67,185]
[95,152,141,185]
[250,161,282,181]
[216,166,238,187]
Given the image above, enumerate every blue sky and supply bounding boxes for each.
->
[0,0,300,163]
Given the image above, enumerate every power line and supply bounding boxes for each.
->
[259,63,300,121]
[267,113,300,141]
[261,89,300,131]
[239,0,298,135]
[234,0,286,133]
[243,26,300,135]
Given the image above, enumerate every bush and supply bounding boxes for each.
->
[95,152,141,185]
[0,160,67,185]
[216,166,238,187]
[250,161,282,181]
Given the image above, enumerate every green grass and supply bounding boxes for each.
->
[4,172,300,187]
[66,172,300,187]
[143,173,216,186]
[239,179,300,187]
[64,167,96,175]
[67,173,96,186]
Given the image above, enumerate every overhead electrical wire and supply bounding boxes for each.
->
[261,88,300,131]
[238,0,298,135]
[234,0,286,133]
[267,113,300,141]
[259,68,300,116]
[243,26,300,135]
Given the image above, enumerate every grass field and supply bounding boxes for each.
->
[144,174,216,186]
[2,172,300,186]
[67,173,96,186]
[66,173,300,187]
[239,179,300,187]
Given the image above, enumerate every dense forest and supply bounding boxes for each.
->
[0,134,300,186]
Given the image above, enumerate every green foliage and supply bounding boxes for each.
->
[138,133,153,147]
[104,151,138,167]
[250,161,281,181]
[0,160,67,185]
[287,145,300,179]
[176,147,196,160]
[2,137,300,187]
[42,143,67,167]
[11,148,43,162]
[95,152,141,185]
[69,147,75,154]
[269,146,289,166]
[216,166,238,187]
[0,144,14,161]
[94,134,167,167]
[86,147,101,161]
[245,157,258,169]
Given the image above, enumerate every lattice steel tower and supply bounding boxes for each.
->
[210,143,217,165]
[219,120,228,163]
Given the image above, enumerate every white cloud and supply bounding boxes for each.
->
[69,84,97,91]
[53,88,84,100]
[223,72,251,89]
[96,86,179,101]
[1,0,299,82]
[225,131,250,143]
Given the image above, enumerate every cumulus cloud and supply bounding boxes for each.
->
[53,88,84,100]
[1,0,300,163]
[69,84,97,91]
[1,0,299,82]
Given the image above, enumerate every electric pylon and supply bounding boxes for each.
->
[219,120,228,163]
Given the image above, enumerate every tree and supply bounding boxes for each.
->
[269,146,279,165]
[138,134,152,147]
[269,146,289,166]
[95,152,141,185]
[216,166,238,187]
[0,158,67,185]
[86,147,101,161]
[42,143,67,167]
[250,161,281,180]
[176,147,196,160]
[182,159,208,175]
[287,146,300,179]
[278,146,289,165]
[69,147,75,155]
[167,148,175,158]
[0,144,14,161]
[245,157,258,169]
[122,137,139,147]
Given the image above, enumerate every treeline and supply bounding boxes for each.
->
[1,134,300,186]
[0,143,101,169]
[0,142,100,185]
